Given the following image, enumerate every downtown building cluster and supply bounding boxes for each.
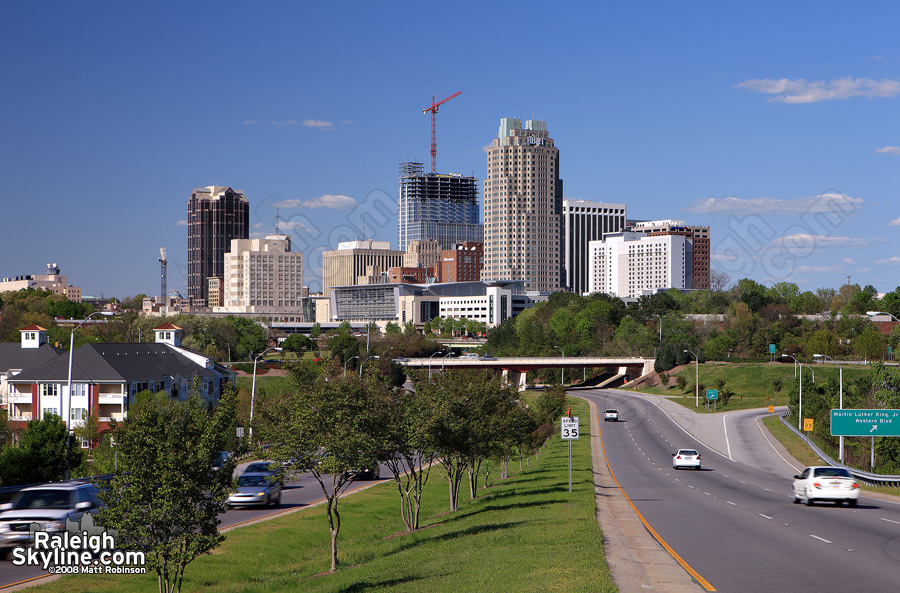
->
[176,116,710,328]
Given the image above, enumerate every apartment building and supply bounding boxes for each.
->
[588,232,691,298]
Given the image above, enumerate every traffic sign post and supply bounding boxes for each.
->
[769,344,776,362]
[561,416,579,493]
[706,389,718,413]
[831,409,900,437]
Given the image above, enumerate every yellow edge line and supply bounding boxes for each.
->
[1,573,55,589]
[592,400,717,592]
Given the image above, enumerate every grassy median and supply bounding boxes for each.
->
[28,399,614,593]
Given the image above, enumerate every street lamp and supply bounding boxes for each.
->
[814,353,845,463]
[360,355,379,379]
[866,310,900,323]
[782,353,814,432]
[442,350,453,371]
[64,310,114,479]
[655,314,663,349]
[344,355,360,378]
[429,350,444,379]
[683,350,699,407]
[553,346,566,385]
[65,311,114,429]
[250,347,283,440]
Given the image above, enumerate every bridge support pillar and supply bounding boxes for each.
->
[502,369,528,391]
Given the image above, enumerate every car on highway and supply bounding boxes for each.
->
[792,466,860,507]
[604,409,619,422]
[242,461,284,487]
[672,448,701,470]
[0,481,103,559]
[227,473,282,508]
[343,461,380,481]
[212,450,232,471]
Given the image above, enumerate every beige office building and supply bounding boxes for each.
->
[215,235,303,313]
[0,264,82,302]
[321,240,404,297]
[483,118,562,291]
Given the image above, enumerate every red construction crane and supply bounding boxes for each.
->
[423,91,462,173]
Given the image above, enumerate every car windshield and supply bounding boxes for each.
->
[679,450,699,456]
[12,489,73,510]
[245,463,273,472]
[813,467,852,478]
[606,410,617,413]
[237,475,268,487]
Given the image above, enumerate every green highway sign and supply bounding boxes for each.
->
[706,389,718,400]
[831,409,900,437]
[769,344,776,354]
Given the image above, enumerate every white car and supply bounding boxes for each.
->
[604,409,619,422]
[672,449,701,470]
[792,466,860,507]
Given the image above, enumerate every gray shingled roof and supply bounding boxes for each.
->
[0,343,63,374]
[8,343,235,383]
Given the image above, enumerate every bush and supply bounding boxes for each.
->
[658,372,670,388]
[676,375,688,393]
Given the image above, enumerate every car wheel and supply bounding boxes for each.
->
[792,490,800,504]
[696,465,701,471]
[848,499,857,508]
[272,493,281,506]
[835,500,843,507]
[805,490,814,506]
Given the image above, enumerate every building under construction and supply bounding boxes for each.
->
[398,162,483,252]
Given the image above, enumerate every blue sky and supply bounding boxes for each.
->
[1,1,898,297]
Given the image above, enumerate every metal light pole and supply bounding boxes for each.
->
[442,350,453,371]
[683,350,699,407]
[65,311,114,479]
[344,355,360,378]
[250,347,283,440]
[814,353,844,463]
[429,350,443,379]
[783,354,814,432]
[360,355,378,379]
[554,346,565,384]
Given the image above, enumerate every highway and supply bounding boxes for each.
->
[0,466,383,590]
[583,389,900,593]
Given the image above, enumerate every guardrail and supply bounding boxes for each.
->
[778,412,900,487]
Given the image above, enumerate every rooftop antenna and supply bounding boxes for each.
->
[274,208,281,234]
[159,247,168,317]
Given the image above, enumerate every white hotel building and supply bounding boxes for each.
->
[587,232,691,298]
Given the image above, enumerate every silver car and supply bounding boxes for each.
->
[227,473,282,508]
[0,482,102,559]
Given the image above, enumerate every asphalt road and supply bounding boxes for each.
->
[584,389,900,593]
[0,465,384,590]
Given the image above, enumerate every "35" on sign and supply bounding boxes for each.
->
[561,417,579,440]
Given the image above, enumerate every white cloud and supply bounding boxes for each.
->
[734,77,900,103]
[771,234,882,248]
[875,256,900,265]
[243,120,258,125]
[276,220,316,233]
[175,220,188,226]
[685,192,863,215]
[274,194,357,209]
[270,120,299,127]
[302,119,334,129]
[889,217,900,226]
[874,146,900,155]
[841,258,855,265]
[482,144,493,153]
[252,222,264,229]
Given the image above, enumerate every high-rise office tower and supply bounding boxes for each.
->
[187,186,249,307]
[483,118,562,291]
[562,200,627,295]
[398,162,482,252]
[221,235,303,312]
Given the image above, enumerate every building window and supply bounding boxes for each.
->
[43,407,59,418]
[71,407,87,421]
[41,384,59,397]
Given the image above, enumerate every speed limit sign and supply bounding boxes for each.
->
[561,417,579,440]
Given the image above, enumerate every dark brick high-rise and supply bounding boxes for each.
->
[187,186,249,307]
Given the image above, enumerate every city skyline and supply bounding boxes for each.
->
[2,2,898,298]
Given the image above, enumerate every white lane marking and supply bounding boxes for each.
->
[723,412,734,460]
[810,535,832,544]
[754,412,803,473]
[881,518,900,524]
[759,514,773,520]
[727,501,737,506]
[764,488,774,492]
[704,492,712,496]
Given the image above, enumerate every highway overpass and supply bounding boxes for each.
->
[398,356,655,390]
